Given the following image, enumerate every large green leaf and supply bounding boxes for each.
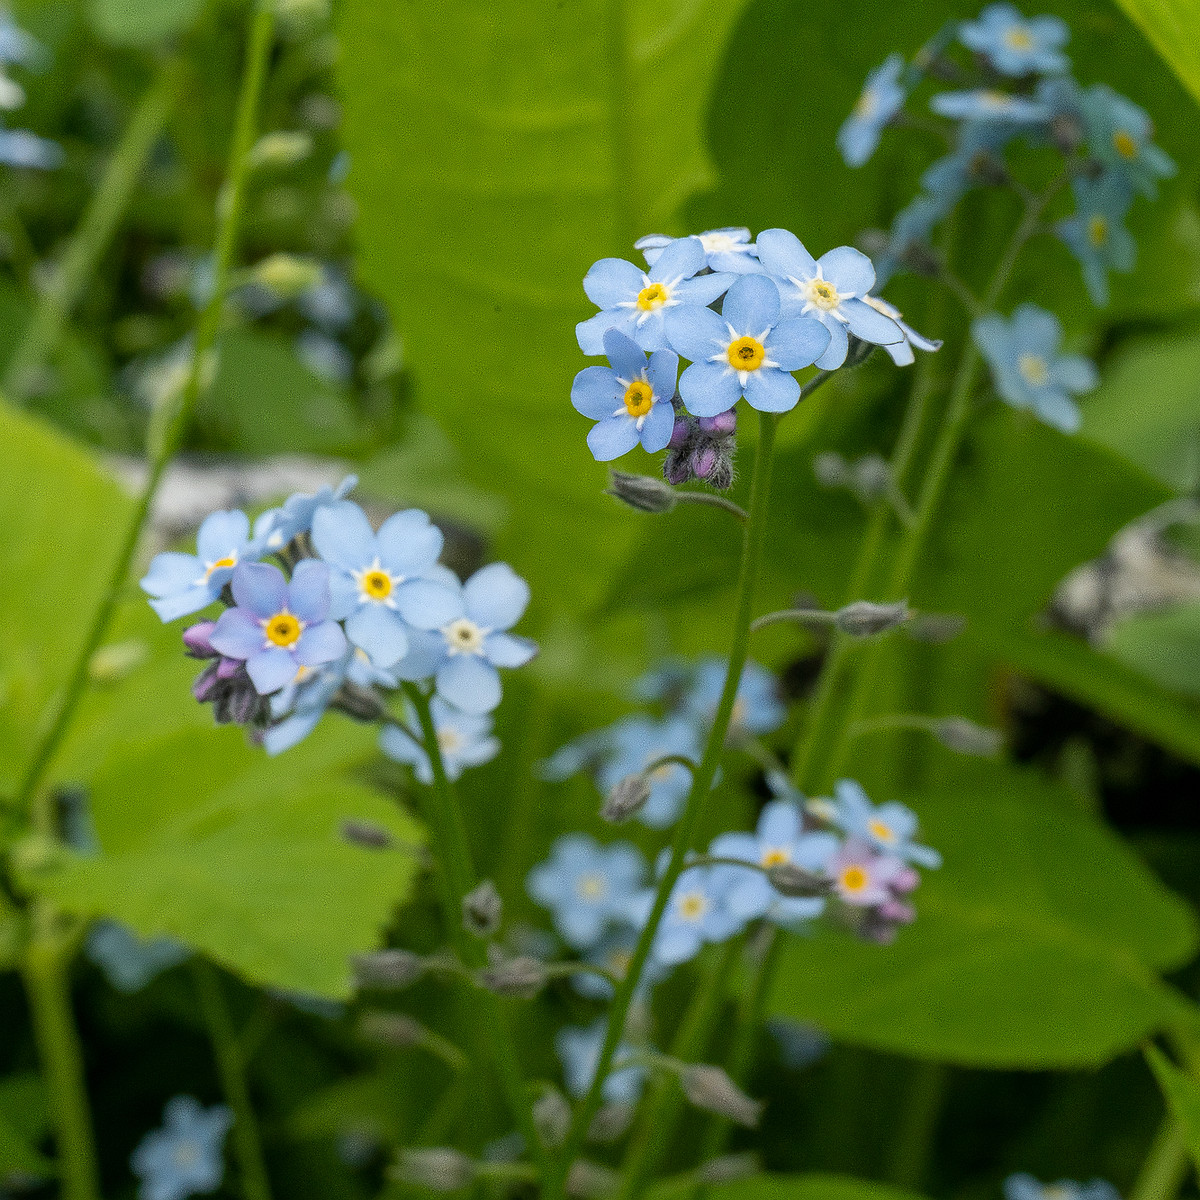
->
[1106,602,1200,702]
[89,0,203,45]
[705,1177,927,1200]
[1110,0,1200,108]
[768,765,1198,1068]
[336,0,750,611]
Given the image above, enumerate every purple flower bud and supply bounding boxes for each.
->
[663,448,693,485]
[697,409,737,436]
[891,865,920,895]
[216,656,241,680]
[229,681,260,726]
[878,898,915,924]
[182,621,218,658]
[690,445,718,479]
[669,417,692,449]
[192,661,221,703]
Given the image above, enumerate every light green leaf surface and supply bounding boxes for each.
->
[1106,602,1200,701]
[768,766,1198,1068]
[702,1175,928,1200]
[1111,0,1200,108]
[89,0,203,45]
[1147,1045,1200,1174]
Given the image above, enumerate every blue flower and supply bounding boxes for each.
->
[930,89,1050,124]
[755,231,902,369]
[209,561,347,695]
[709,801,841,926]
[684,656,786,739]
[838,54,906,167]
[311,500,461,669]
[665,273,831,416]
[630,859,743,966]
[576,236,733,355]
[426,562,537,715]
[635,227,763,274]
[972,303,1097,433]
[828,779,941,868]
[1056,174,1136,306]
[131,1096,232,1200]
[0,12,42,68]
[862,295,942,366]
[86,921,188,994]
[767,1018,831,1070]
[1004,1177,1120,1200]
[595,714,703,828]
[921,120,1016,207]
[526,834,646,949]
[572,923,668,1000]
[571,329,678,461]
[556,1019,646,1104]
[0,126,61,169]
[253,474,357,552]
[1079,84,1176,199]
[379,695,500,783]
[958,4,1069,76]
[141,509,263,623]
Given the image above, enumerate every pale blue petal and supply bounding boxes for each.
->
[571,366,623,420]
[648,236,703,282]
[588,415,641,461]
[485,632,538,667]
[231,562,287,618]
[602,328,648,381]
[437,655,502,714]
[755,228,818,281]
[818,246,875,296]
[759,801,801,844]
[639,399,675,453]
[141,552,202,597]
[722,274,780,335]
[583,257,643,308]
[149,586,214,622]
[312,500,376,571]
[1033,389,1082,433]
[663,304,727,362]
[672,272,735,306]
[346,604,408,667]
[679,359,742,418]
[196,509,251,562]
[247,647,299,694]
[645,349,679,400]
[765,317,831,370]
[210,609,265,659]
[842,297,903,345]
[287,559,331,624]
[377,509,443,575]
[1053,354,1098,393]
[464,563,529,629]
[577,307,638,356]
[814,318,849,369]
[295,619,346,666]
[395,578,464,628]
[744,367,800,413]
[327,570,359,620]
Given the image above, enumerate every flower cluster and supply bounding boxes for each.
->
[572,228,938,480]
[1004,1175,1120,1200]
[140,479,536,759]
[0,11,61,170]
[840,3,1175,433]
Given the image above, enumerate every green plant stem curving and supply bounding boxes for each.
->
[1130,1118,1189,1200]
[543,410,780,1200]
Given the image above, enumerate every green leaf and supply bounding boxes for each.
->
[0,1073,52,1181]
[33,722,424,999]
[1147,1045,1200,1173]
[702,1175,928,1200]
[768,765,1198,1068]
[336,0,750,610]
[1110,0,1200,108]
[1106,602,1200,701]
[89,0,203,45]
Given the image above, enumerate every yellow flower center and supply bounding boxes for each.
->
[204,554,238,581]
[1018,352,1050,387]
[1088,214,1109,247]
[1112,129,1137,159]
[577,873,607,900]
[678,891,708,921]
[1003,26,1034,50]
[264,611,302,648]
[623,380,654,417]
[762,848,790,868]
[806,278,841,311]
[443,618,486,656]
[854,90,876,119]
[868,818,896,843]
[840,865,868,894]
[362,569,392,600]
[636,282,669,311]
[726,335,766,371]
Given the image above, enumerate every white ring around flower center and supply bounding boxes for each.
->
[352,556,402,606]
[442,617,489,656]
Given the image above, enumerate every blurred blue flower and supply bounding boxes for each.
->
[595,714,703,828]
[1004,1177,1120,1200]
[131,1096,231,1200]
[573,923,668,1000]
[631,858,743,966]
[86,921,188,994]
[311,500,461,668]
[576,236,733,355]
[571,329,678,461]
[526,834,646,949]
[838,54,906,167]
[1079,83,1176,199]
[141,509,262,623]
[921,120,1016,208]
[666,273,830,416]
[828,779,941,868]
[958,4,1069,76]
[862,295,942,366]
[827,838,911,908]
[0,125,61,168]
[972,303,1097,432]
[756,230,902,369]
[253,474,357,553]
[379,695,500,783]
[930,89,1050,124]
[636,227,763,274]
[556,1019,646,1104]
[684,656,786,739]
[0,11,41,67]
[296,328,353,385]
[209,560,347,695]
[1056,173,1136,306]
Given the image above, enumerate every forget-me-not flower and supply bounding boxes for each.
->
[0,126,61,168]
[930,89,1050,124]
[709,801,841,926]
[630,858,743,966]
[209,561,346,695]
[141,509,262,623]
[556,1019,646,1104]
[253,474,357,552]
[636,227,763,274]
[862,296,942,366]
[130,1095,232,1200]
[973,303,1097,432]
[571,329,678,461]
[1079,84,1176,199]
[577,236,733,355]
[573,923,667,1000]
[311,500,461,669]
[958,4,1069,76]
[756,230,902,369]
[684,656,786,739]
[595,714,703,828]
[838,54,906,167]
[526,834,646,949]
[828,779,941,868]
[379,695,500,783]
[827,839,910,908]
[1056,174,1135,305]
[1004,1177,1121,1200]
[665,273,830,416]
[86,921,188,994]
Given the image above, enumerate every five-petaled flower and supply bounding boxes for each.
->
[838,54,906,167]
[684,656,787,739]
[958,4,1069,76]
[380,695,500,783]
[631,858,742,966]
[827,839,910,908]
[1055,173,1136,306]
[556,1019,646,1104]
[594,714,703,828]
[1079,83,1176,199]
[130,1095,232,1200]
[828,779,942,868]
[635,227,763,275]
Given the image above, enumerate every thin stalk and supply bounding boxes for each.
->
[544,411,780,1200]
[885,1061,948,1190]
[675,491,749,524]
[1129,1118,1189,1200]
[13,3,275,815]
[3,61,180,399]
[191,960,273,1200]
[401,684,547,1173]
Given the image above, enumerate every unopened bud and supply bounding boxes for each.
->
[587,1103,634,1144]
[698,1153,759,1185]
[835,599,910,636]
[182,622,219,658]
[606,471,678,514]
[477,955,547,999]
[462,879,502,938]
[851,454,891,501]
[766,863,830,898]
[704,450,735,492]
[663,446,693,485]
[697,409,737,436]
[358,1010,424,1048]
[89,638,148,683]
[680,1065,763,1128]
[933,717,1003,757]
[566,1159,619,1198]
[1049,113,1083,155]
[690,444,718,480]
[813,451,849,487]
[252,253,322,298]
[341,819,392,849]
[533,1088,571,1148]
[602,773,650,823]
[353,948,426,990]
[878,897,915,925]
[395,1148,475,1192]
[249,130,313,168]
[669,416,692,448]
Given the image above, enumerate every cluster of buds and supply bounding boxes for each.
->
[663,405,738,491]
[183,621,271,729]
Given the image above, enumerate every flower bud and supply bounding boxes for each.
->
[835,599,911,636]
[462,879,502,938]
[353,948,426,990]
[906,612,966,643]
[192,662,222,704]
[252,253,322,299]
[358,1010,424,1049]
[663,446,693,485]
[766,863,830,898]
[395,1148,475,1192]
[668,416,692,449]
[933,717,1003,757]
[698,1153,759,1185]
[891,864,920,895]
[601,773,650,823]
[878,897,915,924]
[477,954,547,999]
[703,448,735,492]
[680,1064,763,1128]
[690,444,718,480]
[533,1088,572,1148]
[606,471,678,514]
[249,130,313,169]
[851,454,892,501]
[587,1103,634,1144]
[697,409,737,436]
[813,451,849,488]
[566,1159,619,1199]
[182,622,219,658]
[341,819,392,849]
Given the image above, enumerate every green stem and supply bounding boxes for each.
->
[544,411,780,1200]
[2,61,180,400]
[1129,1118,1189,1200]
[884,1062,948,1190]
[192,960,273,1200]
[13,3,275,815]
[401,684,547,1174]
